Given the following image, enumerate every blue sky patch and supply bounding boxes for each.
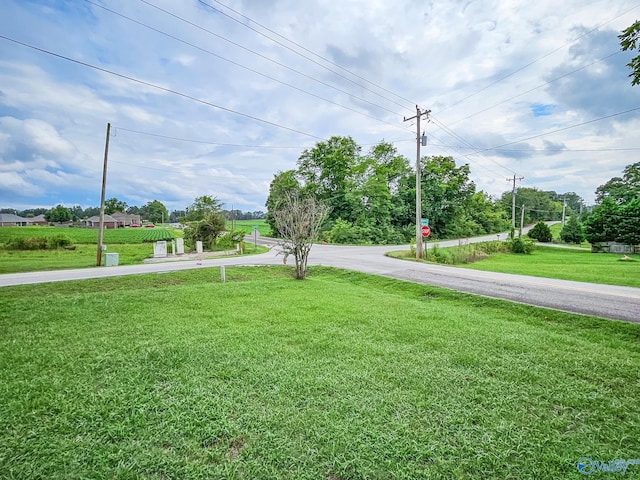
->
[531,103,554,117]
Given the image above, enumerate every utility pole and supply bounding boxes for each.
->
[404,105,430,259]
[96,122,111,267]
[507,174,524,234]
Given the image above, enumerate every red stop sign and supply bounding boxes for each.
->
[421,225,431,237]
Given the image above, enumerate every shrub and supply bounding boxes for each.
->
[216,230,246,249]
[560,216,585,244]
[421,241,509,265]
[527,222,552,242]
[4,235,72,250]
[508,236,534,254]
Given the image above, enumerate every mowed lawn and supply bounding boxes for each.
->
[455,246,640,288]
[227,219,272,237]
[1,267,639,479]
[0,227,175,274]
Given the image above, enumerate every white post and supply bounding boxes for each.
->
[220,265,226,283]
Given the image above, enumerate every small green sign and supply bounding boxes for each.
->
[421,218,429,226]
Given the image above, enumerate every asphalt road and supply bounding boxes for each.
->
[1,233,639,323]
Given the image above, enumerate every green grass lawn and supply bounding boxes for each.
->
[228,219,271,237]
[456,246,640,288]
[0,244,155,273]
[0,226,178,244]
[548,223,590,248]
[1,267,638,479]
[0,227,264,274]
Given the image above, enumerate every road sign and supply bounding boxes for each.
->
[421,225,431,238]
[421,218,429,226]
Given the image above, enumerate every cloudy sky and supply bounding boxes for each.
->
[1,0,639,213]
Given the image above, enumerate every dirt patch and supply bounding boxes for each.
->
[228,438,244,459]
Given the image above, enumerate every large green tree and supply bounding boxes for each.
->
[45,204,72,223]
[595,162,640,204]
[266,138,510,244]
[104,197,128,215]
[620,20,640,86]
[419,156,477,238]
[297,136,361,222]
[500,187,562,226]
[182,195,223,222]
[585,163,640,245]
[139,200,168,224]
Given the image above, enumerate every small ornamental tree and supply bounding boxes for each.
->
[527,221,552,242]
[560,216,585,244]
[272,193,330,280]
[183,212,226,250]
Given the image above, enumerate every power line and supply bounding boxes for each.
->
[109,159,274,181]
[479,106,640,152]
[0,34,325,140]
[447,51,623,127]
[436,2,640,114]
[135,0,404,118]
[114,127,305,149]
[429,115,517,176]
[114,126,413,149]
[87,0,412,134]
[429,143,640,153]
[199,0,416,110]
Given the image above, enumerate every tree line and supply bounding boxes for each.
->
[266,136,586,244]
[2,199,265,225]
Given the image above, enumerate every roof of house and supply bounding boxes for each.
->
[87,215,117,223]
[31,214,47,222]
[111,212,140,220]
[0,213,29,223]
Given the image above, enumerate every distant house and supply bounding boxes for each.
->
[29,214,49,226]
[0,213,29,226]
[111,211,141,227]
[85,215,118,229]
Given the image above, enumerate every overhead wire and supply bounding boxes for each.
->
[113,126,410,149]
[114,127,306,149]
[197,0,415,111]
[194,0,473,170]
[135,0,407,119]
[435,2,640,114]
[109,159,274,182]
[429,115,517,176]
[473,106,640,154]
[0,34,326,141]
[86,0,413,134]
[446,51,624,127]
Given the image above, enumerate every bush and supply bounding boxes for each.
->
[424,241,507,265]
[527,222,552,242]
[508,236,534,254]
[4,235,72,250]
[324,219,368,244]
[216,230,246,249]
[560,216,585,244]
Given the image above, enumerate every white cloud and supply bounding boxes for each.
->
[0,0,639,211]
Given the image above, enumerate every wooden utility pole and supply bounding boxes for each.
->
[404,106,430,259]
[507,174,524,234]
[96,123,111,267]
